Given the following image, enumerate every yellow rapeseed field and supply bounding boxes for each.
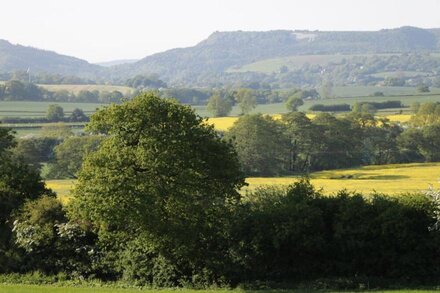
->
[46,163,440,202]
[383,114,412,123]
[207,113,410,131]
[246,163,440,195]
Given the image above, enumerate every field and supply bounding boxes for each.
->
[226,53,398,74]
[0,101,106,118]
[46,163,440,200]
[38,84,134,95]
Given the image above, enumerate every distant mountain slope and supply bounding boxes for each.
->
[115,26,440,84]
[96,59,138,67]
[0,40,103,78]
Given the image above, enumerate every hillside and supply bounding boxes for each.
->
[114,26,440,84]
[0,39,103,78]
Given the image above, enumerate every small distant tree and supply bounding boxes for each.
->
[285,95,304,112]
[207,94,232,117]
[417,84,430,93]
[70,108,88,122]
[235,89,257,114]
[46,104,64,122]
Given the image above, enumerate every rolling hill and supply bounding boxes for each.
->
[1,26,440,86]
[0,39,103,78]
[114,26,440,83]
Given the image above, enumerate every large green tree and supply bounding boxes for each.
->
[69,93,245,281]
[46,136,102,179]
[0,126,53,272]
[206,93,232,117]
[226,114,289,176]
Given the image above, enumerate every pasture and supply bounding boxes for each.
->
[226,53,399,73]
[0,101,105,118]
[46,163,440,199]
[0,285,436,293]
[38,84,134,95]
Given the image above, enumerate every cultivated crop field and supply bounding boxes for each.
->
[46,163,440,199]
[0,101,105,118]
[245,163,440,195]
[38,84,134,95]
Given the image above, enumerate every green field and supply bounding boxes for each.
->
[0,101,106,118]
[331,86,440,97]
[39,84,134,95]
[226,53,399,74]
[371,71,432,78]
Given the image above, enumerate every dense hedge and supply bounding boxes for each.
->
[309,103,351,112]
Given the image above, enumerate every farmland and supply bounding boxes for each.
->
[0,101,105,118]
[226,53,399,73]
[38,84,134,95]
[46,162,440,199]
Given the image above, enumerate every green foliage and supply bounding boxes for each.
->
[46,105,64,122]
[231,181,438,282]
[46,136,102,179]
[69,92,245,283]
[13,137,59,170]
[226,114,289,176]
[0,126,53,273]
[235,89,256,114]
[41,123,73,139]
[285,95,303,112]
[207,94,232,117]
[12,196,96,276]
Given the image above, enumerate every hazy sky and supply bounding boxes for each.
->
[1,0,440,63]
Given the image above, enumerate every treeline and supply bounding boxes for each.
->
[0,71,97,85]
[226,110,440,176]
[2,94,440,289]
[0,80,130,103]
[310,100,404,112]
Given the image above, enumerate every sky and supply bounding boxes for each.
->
[1,0,440,63]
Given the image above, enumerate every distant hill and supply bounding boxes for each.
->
[1,27,440,87]
[96,59,138,67]
[114,26,440,84]
[0,40,103,78]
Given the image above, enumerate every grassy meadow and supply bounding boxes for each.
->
[0,101,105,118]
[46,162,440,200]
[226,53,399,73]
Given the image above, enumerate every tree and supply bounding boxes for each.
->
[417,84,430,93]
[46,136,102,179]
[206,94,232,117]
[235,89,256,114]
[226,114,289,176]
[0,125,53,272]
[46,104,64,122]
[285,95,304,112]
[69,93,245,280]
[70,108,88,122]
